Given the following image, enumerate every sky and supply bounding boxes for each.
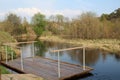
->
[0,0,120,21]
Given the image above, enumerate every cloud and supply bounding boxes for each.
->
[0,12,6,21]
[0,8,83,21]
[13,8,82,17]
[0,8,41,21]
[13,8,41,17]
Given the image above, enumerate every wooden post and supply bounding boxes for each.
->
[58,51,61,78]
[5,45,8,64]
[20,47,24,71]
[83,46,86,70]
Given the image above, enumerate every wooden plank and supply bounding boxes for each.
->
[1,57,93,80]
[30,57,88,71]
[50,47,83,52]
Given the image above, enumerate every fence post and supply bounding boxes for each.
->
[83,46,86,70]
[58,51,61,78]
[0,51,2,61]
[20,47,23,70]
[5,45,8,64]
[32,43,35,58]
[9,46,14,62]
[11,51,14,62]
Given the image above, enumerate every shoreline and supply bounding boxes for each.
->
[40,36,120,54]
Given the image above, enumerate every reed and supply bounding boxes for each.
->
[40,35,120,53]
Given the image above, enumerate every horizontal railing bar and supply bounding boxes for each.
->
[3,41,37,45]
[50,46,83,53]
[3,45,21,49]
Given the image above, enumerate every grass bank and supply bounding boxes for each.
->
[0,31,18,60]
[40,35,120,53]
[0,66,10,74]
[0,31,16,74]
[0,31,16,43]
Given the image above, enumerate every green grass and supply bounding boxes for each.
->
[0,66,10,74]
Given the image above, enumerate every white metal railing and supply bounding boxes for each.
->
[4,42,85,79]
[20,47,24,70]
[9,46,14,62]
[57,51,61,78]
[5,45,8,64]
[4,42,35,71]
[32,43,35,58]
[5,45,18,63]
[50,46,86,78]
[83,46,86,70]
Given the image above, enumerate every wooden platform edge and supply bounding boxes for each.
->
[1,62,26,74]
[61,68,93,80]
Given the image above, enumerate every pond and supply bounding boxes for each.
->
[20,41,120,80]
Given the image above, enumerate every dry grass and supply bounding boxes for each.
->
[0,31,18,60]
[0,31,16,43]
[40,35,120,53]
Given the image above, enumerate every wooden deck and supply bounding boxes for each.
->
[1,57,93,80]
[1,74,44,80]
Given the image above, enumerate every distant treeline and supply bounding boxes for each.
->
[47,8,120,39]
[0,8,120,39]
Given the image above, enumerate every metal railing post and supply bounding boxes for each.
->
[5,45,8,64]
[83,46,86,70]
[10,46,13,62]
[20,47,24,70]
[11,51,14,62]
[32,43,35,58]
[0,50,2,61]
[58,51,61,78]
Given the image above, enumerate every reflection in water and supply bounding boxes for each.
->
[115,54,120,61]
[35,41,47,56]
[21,44,33,58]
[67,49,100,66]
[21,41,120,80]
[33,41,100,66]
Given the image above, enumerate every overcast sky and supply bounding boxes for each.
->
[0,0,120,21]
